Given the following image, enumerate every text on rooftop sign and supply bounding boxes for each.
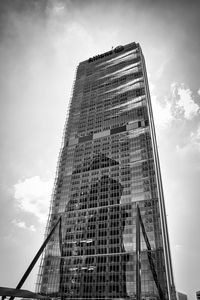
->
[88,45,124,63]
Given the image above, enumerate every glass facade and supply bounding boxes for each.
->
[36,42,176,300]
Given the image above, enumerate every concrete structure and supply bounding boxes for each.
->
[36,42,176,300]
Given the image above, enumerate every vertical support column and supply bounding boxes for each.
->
[136,203,141,300]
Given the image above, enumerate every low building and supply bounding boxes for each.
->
[176,291,188,300]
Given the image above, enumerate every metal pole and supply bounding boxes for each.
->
[136,203,141,300]
[138,207,165,300]
[9,217,61,300]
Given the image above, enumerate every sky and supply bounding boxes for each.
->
[0,0,200,299]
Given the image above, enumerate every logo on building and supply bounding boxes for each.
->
[88,45,124,62]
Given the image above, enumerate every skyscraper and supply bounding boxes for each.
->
[36,42,176,300]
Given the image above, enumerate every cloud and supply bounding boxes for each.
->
[150,84,173,129]
[172,83,200,120]
[12,219,36,232]
[14,176,53,222]
[176,125,200,160]
[190,126,200,147]
[155,58,171,79]
[152,95,174,129]
[151,82,200,131]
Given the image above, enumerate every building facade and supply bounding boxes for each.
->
[176,292,187,300]
[36,42,176,300]
[196,291,200,300]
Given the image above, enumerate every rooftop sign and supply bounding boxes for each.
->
[88,45,124,63]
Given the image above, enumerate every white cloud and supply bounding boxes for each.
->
[189,126,200,152]
[197,88,200,96]
[151,83,200,130]
[148,80,155,93]
[14,176,53,222]
[149,78,174,129]
[176,125,200,157]
[173,84,199,120]
[151,95,174,129]
[12,219,36,232]
[155,58,170,79]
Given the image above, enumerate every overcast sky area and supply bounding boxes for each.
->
[0,0,200,299]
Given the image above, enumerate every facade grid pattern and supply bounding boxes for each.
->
[36,42,176,300]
